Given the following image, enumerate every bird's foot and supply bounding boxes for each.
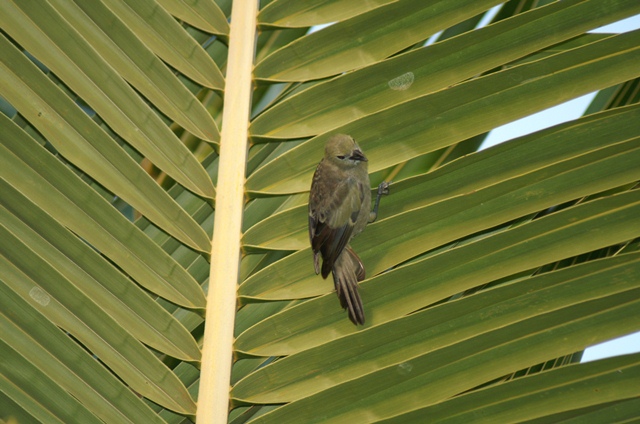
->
[377,181,391,196]
[370,181,391,223]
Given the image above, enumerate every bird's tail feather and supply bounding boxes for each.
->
[345,245,365,282]
[332,247,365,325]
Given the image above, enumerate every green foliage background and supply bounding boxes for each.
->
[1,0,639,422]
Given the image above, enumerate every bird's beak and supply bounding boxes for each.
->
[350,149,368,162]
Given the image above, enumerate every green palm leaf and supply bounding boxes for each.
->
[1,0,638,422]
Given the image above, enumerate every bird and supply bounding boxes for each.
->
[308,134,389,325]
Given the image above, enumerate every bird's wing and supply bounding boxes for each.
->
[309,176,365,278]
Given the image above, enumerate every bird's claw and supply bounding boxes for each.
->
[378,181,391,196]
[369,181,390,223]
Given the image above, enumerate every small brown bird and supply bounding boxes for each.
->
[309,134,389,325]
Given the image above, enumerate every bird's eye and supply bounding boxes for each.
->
[337,155,345,159]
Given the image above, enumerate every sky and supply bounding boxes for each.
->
[479,13,640,363]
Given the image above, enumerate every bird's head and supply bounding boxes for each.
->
[325,134,368,168]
